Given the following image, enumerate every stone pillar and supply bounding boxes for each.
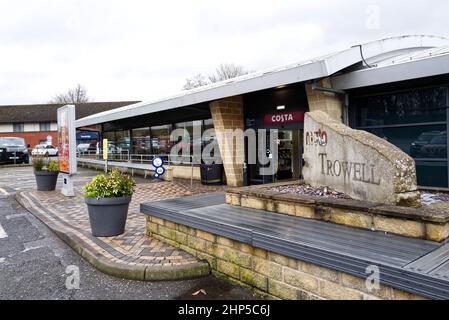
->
[305,78,343,122]
[210,96,245,187]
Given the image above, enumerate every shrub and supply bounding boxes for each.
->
[84,169,136,199]
[47,160,59,172]
[32,157,45,171]
[33,156,59,172]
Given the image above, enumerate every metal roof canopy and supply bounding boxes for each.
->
[332,46,449,90]
[76,35,449,128]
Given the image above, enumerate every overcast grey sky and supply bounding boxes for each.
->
[1,0,448,105]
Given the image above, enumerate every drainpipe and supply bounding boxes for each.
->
[446,86,449,188]
[311,81,349,125]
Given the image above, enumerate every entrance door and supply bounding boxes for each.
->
[246,128,303,185]
[292,129,303,179]
[277,130,293,180]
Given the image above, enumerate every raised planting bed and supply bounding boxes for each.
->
[226,181,449,242]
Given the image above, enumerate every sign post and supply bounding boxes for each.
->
[57,105,77,197]
[103,138,108,174]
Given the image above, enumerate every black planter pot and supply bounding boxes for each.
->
[34,171,59,191]
[200,163,223,185]
[85,196,132,237]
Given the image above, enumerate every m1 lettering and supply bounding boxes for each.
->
[306,129,328,146]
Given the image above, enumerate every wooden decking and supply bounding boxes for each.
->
[141,193,449,299]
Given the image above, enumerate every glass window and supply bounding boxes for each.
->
[354,86,448,188]
[364,125,447,188]
[40,122,51,131]
[355,87,447,127]
[365,125,447,159]
[150,125,172,155]
[13,123,24,132]
[175,121,203,156]
[102,131,130,154]
[132,128,151,154]
[201,119,219,163]
[416,161,448,188]
[115,130,130,152]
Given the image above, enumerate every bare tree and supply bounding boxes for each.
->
[208,63,249,83]
[49,84,90,104]
[183,63,250,90]
[183,74,209,90]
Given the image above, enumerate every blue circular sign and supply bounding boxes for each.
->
[152,157,164,168]
[152,157,165,179]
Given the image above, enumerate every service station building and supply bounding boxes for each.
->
[75,35,449,190]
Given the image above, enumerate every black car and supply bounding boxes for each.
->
[0,137,30,164]
[410,131,442,158]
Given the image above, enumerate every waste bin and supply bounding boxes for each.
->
[200,163,223,185]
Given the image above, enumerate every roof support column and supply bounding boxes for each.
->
[209,96,245,187]
[305,78,343,122]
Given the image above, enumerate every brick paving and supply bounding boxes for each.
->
[17,177,227,276]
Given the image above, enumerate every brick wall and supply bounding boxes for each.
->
[209,96,245,187]
[0,131,58,148]
[305,78,343,122]
[146,216,427,300]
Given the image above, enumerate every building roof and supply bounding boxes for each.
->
[332,45,449,90]
[75,35,449,128]
[0,101,140,124]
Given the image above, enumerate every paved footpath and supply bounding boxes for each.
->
[0,167,258,300]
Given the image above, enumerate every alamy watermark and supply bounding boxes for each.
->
[169,128,280,176]
[365,5,381,30]
[65,265,80,290]
[365,265,380,292]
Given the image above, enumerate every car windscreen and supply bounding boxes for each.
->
[429,136,447,144]
[0,138,26,147]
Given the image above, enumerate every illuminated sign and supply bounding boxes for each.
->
[57,105,77,175]
[263,111,305,126]
[103,139,108,160]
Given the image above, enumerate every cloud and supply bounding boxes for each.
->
[0,0,448,105]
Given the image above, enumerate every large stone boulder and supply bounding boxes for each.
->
[303,111,421,207]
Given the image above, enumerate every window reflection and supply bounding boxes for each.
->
[175,121,203,156]
[411,130,447,158]
[355,87,447,127]
[132,128,151,154]
[354,86,448,188]
[103,130,130,153]
[366,126,447,159]
[151,125,172,155]
[102,119,219,164]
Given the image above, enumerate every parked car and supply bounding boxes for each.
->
[410,131,442,157]
[421,134,447,158]
[76,143,97,153]
[103,142,122,154]
[31,144,59,157]
[0,137,30,164]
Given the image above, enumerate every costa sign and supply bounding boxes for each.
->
[264,111,305,126]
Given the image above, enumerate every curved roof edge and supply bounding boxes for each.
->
[76,35,449,128]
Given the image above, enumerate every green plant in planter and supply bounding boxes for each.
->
[32,157,45,171]
[47,160,59,172]
[32,157,59,172]
[84,169,136,199]
[33,156,59,192]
